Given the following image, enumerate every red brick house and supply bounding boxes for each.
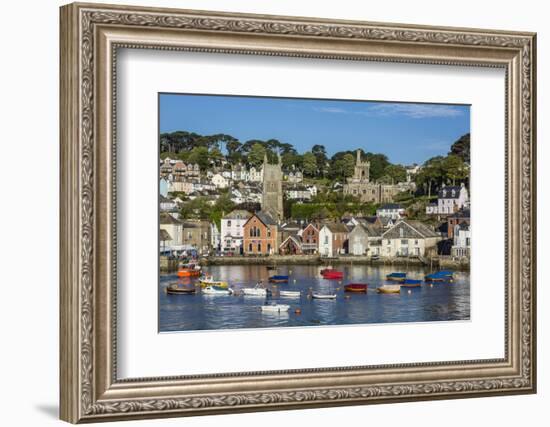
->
[243,211,279,255]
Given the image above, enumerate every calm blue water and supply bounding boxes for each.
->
[159,264,470,332]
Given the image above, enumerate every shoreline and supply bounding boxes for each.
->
[193,255,469,270]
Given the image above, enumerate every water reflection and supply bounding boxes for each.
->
[159,264,470,332]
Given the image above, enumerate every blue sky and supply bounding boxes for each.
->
[159,93,470,165]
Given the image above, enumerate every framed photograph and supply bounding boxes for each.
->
[60,2,537,423]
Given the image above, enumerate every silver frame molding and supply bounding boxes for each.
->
[60,2,537,423]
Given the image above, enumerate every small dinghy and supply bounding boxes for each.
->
[202,285,232,295]
[166,283,196,295]
[269,275,289,283]
[312,293,337,300]
[279,290,301,298]
[401,279,422,288]
[344,283,368,293]
[377,284,401,294]
[425,271,454,282]
[261,303,290,313]
[242,283,271,297]
[321,270,344,280]
[386,272,407,282]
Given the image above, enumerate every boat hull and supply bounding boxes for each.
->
[177,269,201,278]
[312,294,337,299]
[377,285,401,294]
[166,284,196,295]
[344,284,368,293]
[261,304,290,312]
[279,291,301,297]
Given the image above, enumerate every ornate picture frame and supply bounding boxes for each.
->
[60,2,536,423]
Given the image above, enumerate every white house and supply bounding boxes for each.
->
[211,173,229,189]
[451,223,471,257]
[248,166,263,183]
[376,203,405,220]
[159,213,183,248]
[380,220,441,257]
[426,183,469,215]
[318,223,349,257]
[230,189,244,204]
[220,209,252,254]
[210,222,221,252]
[159,195,177,212]
[348,223,383,256]
[406,164,421,183]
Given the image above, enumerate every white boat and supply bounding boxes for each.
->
[312,293,337,300]
[242,288,271,297]
[279,290,301,298]
[202,286,232,295]
[261,303,290,312]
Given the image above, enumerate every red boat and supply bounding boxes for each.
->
[322,271,344,280]
[344,283,368,293]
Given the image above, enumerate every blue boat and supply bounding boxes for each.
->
[269,275,289,283]
[386,272,407,282]
[425,271,454,282]
[401,279,422,288]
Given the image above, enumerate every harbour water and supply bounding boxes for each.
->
[159,264,470,332]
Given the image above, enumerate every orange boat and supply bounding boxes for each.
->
[177,268,201,278]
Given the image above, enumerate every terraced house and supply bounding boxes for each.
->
[381,220,441,257]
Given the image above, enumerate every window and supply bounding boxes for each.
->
[324,236,329,244]
[227,220,231,227]
[248,243,252,252]
[401,239,408,245]
[267,229,271,238]
[267,243,271,253]
[258,243,262,252]
[249,228,254,237]
[466,238,471,247]
[414,240,419,245]
[387,240,391,244]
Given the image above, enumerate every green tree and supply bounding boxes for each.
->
[443,154,468,185]
[449,133,470,164]
[248,143,267,167]
[302,151,318,176]
[364,153,390,181]
[383,164,407,184]
[187,146,210,170]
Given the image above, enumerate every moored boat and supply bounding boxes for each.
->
[199,276,229,288]
[322,270,344,280]
[268,275,289,283]
[344,283,368,293]
[279,290,301,298]
[177,268,201,278]
[311,293,337,299]
[400,279,422,288]
[425,271,454,282]
[386,272,407,282]
[261,303,290,313]
[202,285,232,295]
[377,284,401,294]
[242,283,272,297]
[166,283,196,295]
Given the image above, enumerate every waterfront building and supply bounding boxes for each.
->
[301,223,319,254]
[159,212,183,248]
[261,153,283,221]
[279,235,303,255]
[380,220,441,257]
[279,222,302,243]
[243,211,279,255]
[210,222,221,252]
[348,223,383,256]
[319,223,349,257]
[343,150,405,203]
[220,209,252,254]
[451,223,471,257]
[426,183,469,215]
[376,203,405,220]
[447,208,470,238]
[181,220,211,255]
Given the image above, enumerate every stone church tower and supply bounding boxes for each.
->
[261,152,283,221]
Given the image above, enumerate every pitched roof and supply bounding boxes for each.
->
[159,229,172,241]
[438,186,463,199]
[255,210,277,226]
[323,223,349,234]
[382,220,440,239]
[223,209,252,220]
[159,212,181,225]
